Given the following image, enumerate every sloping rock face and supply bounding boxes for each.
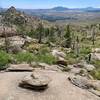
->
[0,70,99,100]
[68,75,100,97]
[68,75,91,89]
[19,72,51,90]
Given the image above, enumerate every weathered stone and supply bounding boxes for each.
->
[74,62,95,71]
[89,80,100,91]
[68,75,100,97]
[24,36,33,43]
[91,53,100,60]
[83,64,95,71]
[8,45,22,54]
[70,68,87,75]
[37,63,50,69]
[0,36,25,52]
[68,75,92,89]
[19,72,51,90]
[92,48,100,53]
[51,49,66,60]
[90,89,100,97]
[31,62,61,72]
[7,64,34,72]
[0,38,5,46]
[0,25,17,37]
[8,36,25,47]
[73,63,84,68]
[56,60,68,66]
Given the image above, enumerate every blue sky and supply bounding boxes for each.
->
[0,0,100,9]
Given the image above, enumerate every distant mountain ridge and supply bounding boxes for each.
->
[15,6,100,22]
[1,6,100,22]
[51,6,100,11]
[1,6,100,13]
[51,6,69,11]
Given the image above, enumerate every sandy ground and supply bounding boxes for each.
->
[0,70,99,100]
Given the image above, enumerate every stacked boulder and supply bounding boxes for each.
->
[19,72,51,90]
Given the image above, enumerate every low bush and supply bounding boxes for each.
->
[89,69,100,80]
[0,51,11,70]
[13,51,56,65]
[80,47,91,55]
[33,53,56,64]
[15,52,34,63]
[65,53,79,64]
[91,60,100,68]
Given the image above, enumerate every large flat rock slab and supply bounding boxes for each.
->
[6,64,34,72]
[0,70,99,100]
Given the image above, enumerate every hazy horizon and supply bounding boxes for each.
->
[1,6,100,10]
[0,0,100,9]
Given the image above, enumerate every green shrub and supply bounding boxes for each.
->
[91,60,100,68]
[38,46,50,54]
[15,52,34,63]
[26,30,36,38]
[89,69,100,80]
[29,45,55,64]
[0,51,11,70]
[78,69,85,76]
[14,51,55,65]
[33,53,56,64]
[65,53,78,64]
[66,52,77,59]
[80,47,91,55]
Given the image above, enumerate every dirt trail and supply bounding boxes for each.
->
[0,70,99,100]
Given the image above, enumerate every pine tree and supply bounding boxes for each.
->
[91,25,96,45]
[37,22,44,43]
[64,25,71,48]
[48,27,55,42]
[75,36,80,57]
